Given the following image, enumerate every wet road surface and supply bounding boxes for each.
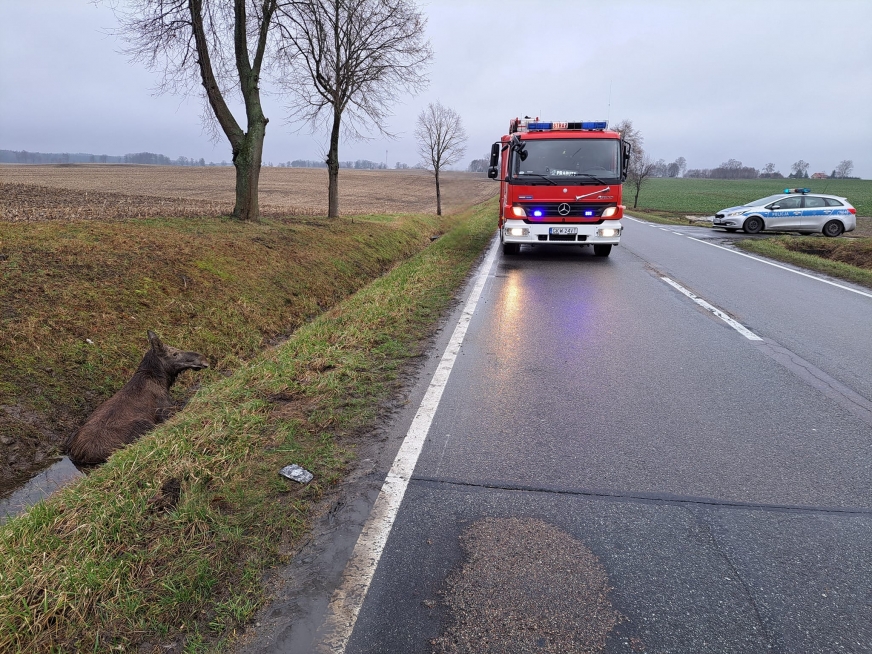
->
[240,218,872,654]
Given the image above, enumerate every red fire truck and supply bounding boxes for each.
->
[488,118,631,256]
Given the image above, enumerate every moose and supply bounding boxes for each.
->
[64,330,209,465]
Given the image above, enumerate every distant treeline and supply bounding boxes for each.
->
[277,159,395,170]
[675,158,858,181]
[0,150,229,166]
[0,150,422,170]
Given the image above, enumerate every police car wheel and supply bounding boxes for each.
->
[743,217,763,234]
[822,220,843,237]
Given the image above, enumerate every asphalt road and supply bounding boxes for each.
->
[245,218,872,654]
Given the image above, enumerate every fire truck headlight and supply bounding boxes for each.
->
[506,227,529,237]
[511,206,527,217]
[598,227,620,238]
[601,206,618,218]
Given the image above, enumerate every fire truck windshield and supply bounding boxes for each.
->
[511,139,620,183]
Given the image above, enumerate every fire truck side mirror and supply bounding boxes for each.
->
[621,141,632,182]
[487,142,501,179]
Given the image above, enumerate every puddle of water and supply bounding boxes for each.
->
[0,457,84,524]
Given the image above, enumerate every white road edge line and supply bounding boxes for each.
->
[661,276,763,341]
[315,236,501,653]
[686,236,872,300]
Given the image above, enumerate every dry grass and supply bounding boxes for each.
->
[0,165,496,220]
[0,211,444,482]
[852,216,872,238]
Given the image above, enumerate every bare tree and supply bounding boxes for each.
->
[791,159,810,178]
[675,156,686,176]
[627,155,657,208]
[762,162,777,175]
[612,119,642,162]
[835,159,854,178]
[612,119,655,208]
[415,101,467,216]
[112,0,279,220]
[276,0,432,218]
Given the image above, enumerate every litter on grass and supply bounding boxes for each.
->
[279,464,314,484]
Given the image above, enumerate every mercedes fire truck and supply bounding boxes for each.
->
[489,118,631,256]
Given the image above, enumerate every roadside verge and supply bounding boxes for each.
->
[0,199,497,653]
[735,236,872,290]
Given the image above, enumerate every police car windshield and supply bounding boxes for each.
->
[752,194,790,206]
[512,139,620,181]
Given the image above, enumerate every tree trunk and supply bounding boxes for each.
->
[188,0,277,222]
[435,169,442,216]
[232,116,267,220]
[326,110,341,218]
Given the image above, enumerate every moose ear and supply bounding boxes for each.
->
[147,330,164,352]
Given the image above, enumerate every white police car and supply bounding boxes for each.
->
[713,188,857,236]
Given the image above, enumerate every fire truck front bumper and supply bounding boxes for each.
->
[502,220,623,246]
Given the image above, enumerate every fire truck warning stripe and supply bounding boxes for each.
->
[314,236,501,653]
[661,276,763,341]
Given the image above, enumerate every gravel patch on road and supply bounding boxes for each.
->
[432,517,621,654]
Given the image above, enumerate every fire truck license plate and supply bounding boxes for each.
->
[549,227,578,235]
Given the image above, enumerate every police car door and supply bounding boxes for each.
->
[801,195,827,230]
[767,195,803,230]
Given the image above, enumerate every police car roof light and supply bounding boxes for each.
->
[784,188,811,194]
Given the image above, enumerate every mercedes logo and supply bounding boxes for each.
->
[557,203,571,216]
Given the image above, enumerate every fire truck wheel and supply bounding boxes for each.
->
[743,216,764,234]
[593,244,612,257]
[502,243,520,255]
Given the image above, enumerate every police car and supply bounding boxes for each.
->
[713,188,857,236]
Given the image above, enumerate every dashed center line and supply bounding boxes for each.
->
[661,276,762,341]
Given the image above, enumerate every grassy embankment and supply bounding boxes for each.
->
[0,200,497,652]
[734,236,872,288]
[627,178,872,287]
[0,208,463,480]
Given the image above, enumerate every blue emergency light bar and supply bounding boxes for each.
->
[784,188,811,194]
[510,118,608,133]
[527,121,608,131]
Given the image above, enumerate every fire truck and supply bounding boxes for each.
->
[488,118,631,256]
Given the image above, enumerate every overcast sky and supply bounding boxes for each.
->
[2,0,871,177]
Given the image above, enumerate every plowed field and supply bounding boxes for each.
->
[0,165,496,221]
